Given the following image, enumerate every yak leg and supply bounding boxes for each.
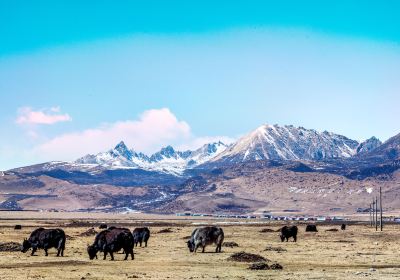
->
[103,250,108,260]
[124,248,129,260]
[59,239,65,256]
[139,241,142,247]
[216,243,222,253]
[145,241,148,247]
[31,247,37,256]
[131,249,134,260]
[109,251,115,261]
[294,236,297,242]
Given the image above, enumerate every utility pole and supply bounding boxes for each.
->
[372,200,376,229]
[375,197,378,231]
[380,187,383,231]
[369,203,373,227]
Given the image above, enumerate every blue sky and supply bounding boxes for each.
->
[0,1,399,170]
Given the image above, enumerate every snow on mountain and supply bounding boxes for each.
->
[358,132,400,161]
[356,136,382,154]
[75,141,149,169]
[211,124,361,163]
[74,124,385,174]
[75,141,228,175]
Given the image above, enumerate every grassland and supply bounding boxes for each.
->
[0,212,399,279]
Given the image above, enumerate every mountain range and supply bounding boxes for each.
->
[1,123,399,214]
[75,141,227,175]
[73,124,382,174]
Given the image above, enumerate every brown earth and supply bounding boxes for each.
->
[1,166,400,215]
[0,214,399,279]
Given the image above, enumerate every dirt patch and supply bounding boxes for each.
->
[0,242,21,252]
[259,228,276,233]
[332,240,355,243]
[65,221,96,228]
[78,228,98,237]
[270,263,283,270]
[356,252,385,256]
[326,228,339,232]
[248,262,269,270]
[248,262,283,270]
[228,251,267,263]
[0,260,90,269]
[223,241,239,248]
[264,246,287,252]
[157,228,173,233]
[182,235,191,240]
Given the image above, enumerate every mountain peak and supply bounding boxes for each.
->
[114,141,128,151]
[212,124,359,163]
[160,145,175,156]
[356,137,382,154]
[112,141,134,160]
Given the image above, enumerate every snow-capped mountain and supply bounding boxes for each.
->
[356,137,382,154]
[358,132,400,161]
[75,141,150,168]
[74,124,384,174]
[75,141,228,175]
[211,124,375,163]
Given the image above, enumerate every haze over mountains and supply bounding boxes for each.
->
[1,123,399,214]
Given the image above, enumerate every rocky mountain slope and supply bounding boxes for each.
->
[211,124,377,164]
[1,123,399,214]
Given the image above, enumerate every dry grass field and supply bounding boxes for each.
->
[0,213,399,279]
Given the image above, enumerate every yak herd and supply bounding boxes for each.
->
[17,223,346,260]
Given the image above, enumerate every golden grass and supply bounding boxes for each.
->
[0,216,399,279]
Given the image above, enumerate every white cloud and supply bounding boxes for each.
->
[34,108,191,161]
[16,107,72,125]
[33,108,235,162]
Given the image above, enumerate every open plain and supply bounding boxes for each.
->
[0,212,399,279]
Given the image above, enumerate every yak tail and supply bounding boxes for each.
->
[59,236,66,250]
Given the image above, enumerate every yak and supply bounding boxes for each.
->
[132,227,150,247]
[280,225,298,242]
[305,224,318,232]
[87,227,134,261]
[21,228,66,256]
[187,226,224,253]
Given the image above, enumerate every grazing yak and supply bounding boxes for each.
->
[305,224,318,232]
[187,226,224,253]
[87,227,134,261]
[280,226,298,242]
[132,227,150,247]
[341,224,346,230]
[21,228,66,256]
